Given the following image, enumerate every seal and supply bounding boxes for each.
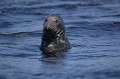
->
[40,14,70,53]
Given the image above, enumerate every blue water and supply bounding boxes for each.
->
[0,0,120,79]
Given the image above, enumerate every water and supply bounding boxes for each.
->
[0,0,120,79]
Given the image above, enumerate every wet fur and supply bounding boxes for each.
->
[40,14,70,53]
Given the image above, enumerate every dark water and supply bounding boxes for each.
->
[0,0,120,79]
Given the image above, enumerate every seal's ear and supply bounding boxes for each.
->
[45,19,48,23]
[43,18,48,28]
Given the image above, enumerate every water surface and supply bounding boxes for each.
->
[0,0,120,79]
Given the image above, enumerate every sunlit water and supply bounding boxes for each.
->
[0,0,120,79]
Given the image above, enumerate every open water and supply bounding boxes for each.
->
[0,0,120,79]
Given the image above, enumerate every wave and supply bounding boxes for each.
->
[0,53,40,58]
[102,14,120,17]
[0,2,102,15]
[0,31,42,37]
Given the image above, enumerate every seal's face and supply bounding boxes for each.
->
[43,14,64,38]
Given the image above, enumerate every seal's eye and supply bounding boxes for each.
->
[55,20,58,23]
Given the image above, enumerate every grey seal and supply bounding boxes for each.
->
[40,14,70,54]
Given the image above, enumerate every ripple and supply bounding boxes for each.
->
[0,53,39,58]
[66,21,90,26]
[92,70,120,78]
[0,64,17,69]
[0,75,7,79]
[0,31,41,37]
[0,1,103,15]
[102,14,120,17]
[0,21,13,28]
[92,21,120,32]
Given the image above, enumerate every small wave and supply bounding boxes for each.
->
[0,53,39,58]
[38,2,102,9]
[0,31,42,37]
[0,64,17,69]
[0,75,7,79]
[102,14,120,17]
[1,7,47,16]
[92,70,120,78]
[0,2,102,15]
[92,21,120,32]
[0,21,14,28]
[66,21,90,26]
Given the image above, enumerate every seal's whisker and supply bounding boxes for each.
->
[55,30,63,37]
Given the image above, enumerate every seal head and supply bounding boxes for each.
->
[40,14,70,53]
